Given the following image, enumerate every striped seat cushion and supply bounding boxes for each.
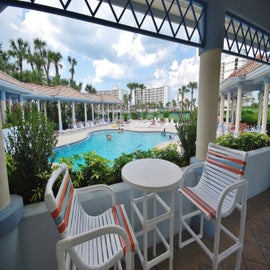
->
[113,204,137,254]
[51,173,74,234]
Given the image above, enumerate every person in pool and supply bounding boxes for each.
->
[106,133,112,140]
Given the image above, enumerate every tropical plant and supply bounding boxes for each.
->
[5,104,58,204]
[187,81,198,110]
[8,38,29,73]
[216,133,270,151]
[68,56,77,83]
[178,85,189,110]
[176,111,197,165]
[85,84,97,94]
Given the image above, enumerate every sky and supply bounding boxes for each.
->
[0,4,200,100]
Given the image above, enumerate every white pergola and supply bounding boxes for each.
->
[218,61,270,136]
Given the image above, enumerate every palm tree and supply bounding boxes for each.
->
[8,38,29,73]
[139,83,145,111]
[51,51,62,78]
[127,82,138,110]
[85,84,96,94]
[0,44,15,73]
[178,85,189,110]
[187,81,198,110]
[68,56,77,83]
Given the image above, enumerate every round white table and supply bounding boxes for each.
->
[122,158,182,270]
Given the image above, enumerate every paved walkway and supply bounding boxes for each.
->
[56,120,178,147]
[134,188,270,270]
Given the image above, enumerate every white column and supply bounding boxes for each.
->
[102,104,105,122]
[72,101,76,125]
[57,100,63,131]
[225,92,231,133]
[218,95,225,135]
[8,96,12,112]
[36,99,40,112]
[257,91,263,128]
[234,87,242,136]
[1,90,7,123]
[107,104,110,122]
[91,103,95,123]
[84,102,87,125]
[231,98,235,124]
[19,95,24,120]
[0,115,10,210]
[196,48,221,160]
[261,81,269,134]
[44,101,47,119]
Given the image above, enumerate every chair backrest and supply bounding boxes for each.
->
[45,164,74,237]
[201,143,248,216]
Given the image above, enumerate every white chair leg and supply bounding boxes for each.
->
[212,216,222,270]
[178,193,184,249]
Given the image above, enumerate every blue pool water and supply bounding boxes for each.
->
[54,130,178,162]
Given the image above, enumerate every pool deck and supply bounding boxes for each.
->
[56,120,178,148]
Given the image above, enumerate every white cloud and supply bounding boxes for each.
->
[0,5,200,95]
[150,53,200,99]
[112,32,169,67]
[92,59,126,83]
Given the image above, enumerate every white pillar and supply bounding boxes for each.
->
[225,92,231,133]
[196,48,221,160]
[8,97,12,112]
[91,104,94,123]
[57,100,63,131]
[107,104,110,122]
[234,87,242,136]
[19,95,23,107]
[44,101,47,119]
[0,115,10,210]
[36,99,40,112]
[84,102,87,125]
[72,101,76,125]
[231,98,235,124]
[261,81,269,134]
[257,91,263,128]
[0,90,7,123]
[218,95,225,135]
[102,104,105,122]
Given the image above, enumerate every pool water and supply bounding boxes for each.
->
[54,130,178,162]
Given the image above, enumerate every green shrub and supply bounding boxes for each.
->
[59,145,184,187]
[216,133,270,151]
[175,111,197,165]
[5,105,58,204]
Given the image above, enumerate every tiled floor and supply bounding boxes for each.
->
[134,189,270,270]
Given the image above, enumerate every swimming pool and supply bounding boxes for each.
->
[54,130,178,162]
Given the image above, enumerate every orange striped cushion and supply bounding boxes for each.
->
[180,186,216,218]
[112,205,136,255]
[51,174,74,233]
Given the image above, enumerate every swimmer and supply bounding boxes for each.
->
[106,133,112,140]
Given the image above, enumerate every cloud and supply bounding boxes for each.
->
[151,52,200,99]
[0,5,199,97]
[112,32,174,67]
[92,59,126,83]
